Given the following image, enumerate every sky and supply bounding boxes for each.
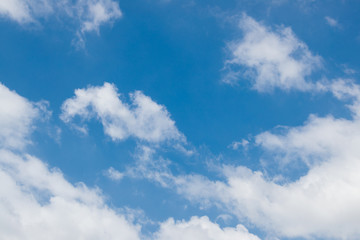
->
[1,0,360,239]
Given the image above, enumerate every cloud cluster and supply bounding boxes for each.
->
[61,82,185,144]
[101,76,360,239]
[0,82,259,240]
[0,82,141,239]
[223,15,321,92]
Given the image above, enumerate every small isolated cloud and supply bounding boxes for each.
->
[61,82,185,144]
[228,139,249,150]
[223,14,321,92]
[325,16,340,28]
[342,64,356,75]
[0,0,122,47]
[105,167,124,181]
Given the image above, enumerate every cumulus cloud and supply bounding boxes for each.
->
[0,82,49,150]
[0,0,122,47]
[223,14,321,92]
[154,216,260,240]
[61,82,185,144]
[0,150,142,240]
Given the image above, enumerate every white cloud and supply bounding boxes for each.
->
[61,82,185,144]
[0,83,49,150]
[154,216,260,240]
[0,0,33,23]
[325,16,340,28]
[0,150,142,240]
[228,139,249,150]
[0,0,122,47]
[223,14,321,92]
[318,78,360,118]
[105,167,124,181]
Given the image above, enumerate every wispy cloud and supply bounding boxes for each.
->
[105,167,124,181]
[0,0,122,47]
[325,16,340,28]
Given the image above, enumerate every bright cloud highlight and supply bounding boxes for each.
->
[61,82,185,143]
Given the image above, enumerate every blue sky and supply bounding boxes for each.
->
[1,0,360,239]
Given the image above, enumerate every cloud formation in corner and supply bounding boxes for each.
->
[0,83,49,150]
[61,82,185,144]
[0,0,122,47]
[223,14,321,92]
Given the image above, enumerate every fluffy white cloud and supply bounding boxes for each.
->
[154,216,260,240]
[0,0,122,47]
[61,82,185,144]
[0,0,33,23]
[223,15,321,92]
[0,83,49,150]
[0,150,142,240]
